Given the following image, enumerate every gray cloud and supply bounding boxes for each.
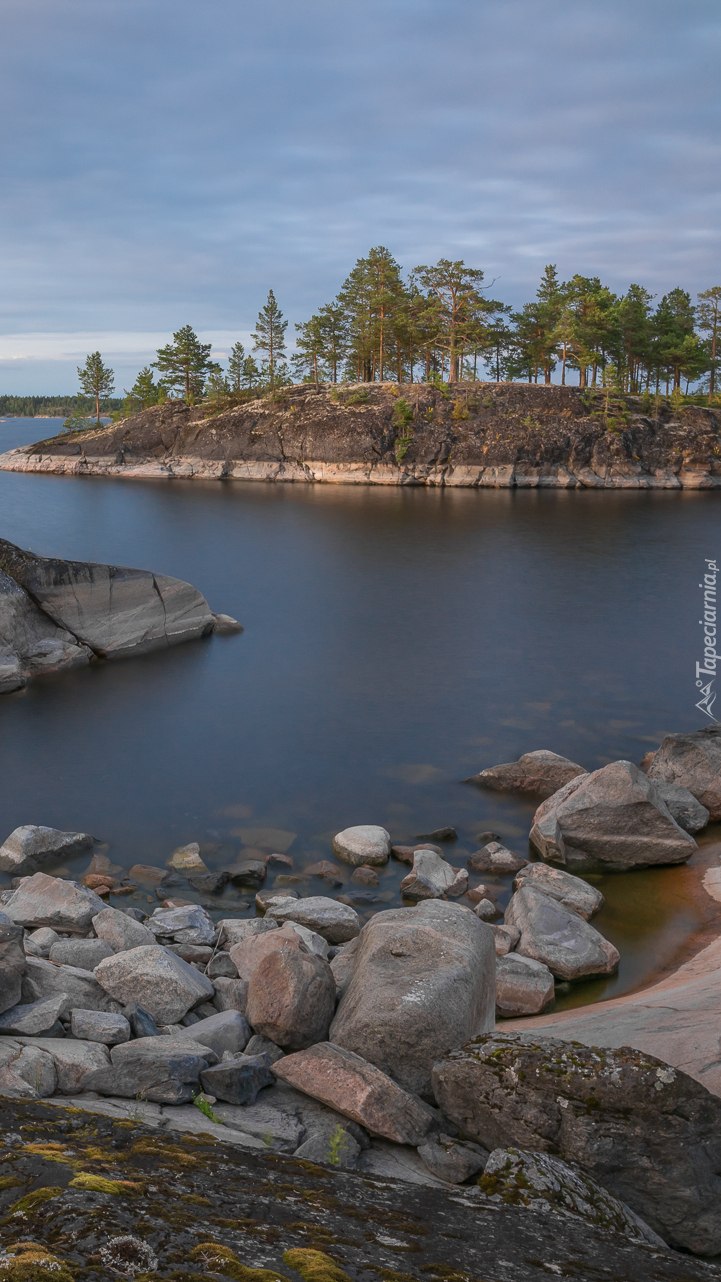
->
[0,0,719,391]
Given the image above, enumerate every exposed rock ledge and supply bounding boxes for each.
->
[0,538,240,693]
[1,382,720,487]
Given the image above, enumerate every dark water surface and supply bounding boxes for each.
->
[1,418,720,1014]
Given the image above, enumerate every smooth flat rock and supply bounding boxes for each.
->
[0,537,215,659]
[0,994,66,1036]
[92,906,156,952]
[94,944,214,1024]
[13,1035,111,1093]
[432,1030,721,1257]
[70,1009,131,1045]
[266,895,360,944]
[48,938,114,969]
[329,900,495,1096]
[505,885,619,980]
[495,953,555,1017]
[200,1052,275,1105]
[272,1041,433,1146]
[331,825,391,867]
[648,725,721,819]
[468,750,586,798]
[0,825,93,876]
[530,760,697,870]
[3,872,106,932]
[246,944,336,1050]
[0,564,92,692]
[0,920,26,1014]
[467,842,528,874]
[177,1009,251,1058]
[24,956,122,1016]
[481,1147,665,1248]
[512,862,603,919]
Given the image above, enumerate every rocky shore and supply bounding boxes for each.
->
[0,538,241,693]
[2,725,721,1268]
[1,382,720,488]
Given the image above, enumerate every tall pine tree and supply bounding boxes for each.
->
[252,290,287,390]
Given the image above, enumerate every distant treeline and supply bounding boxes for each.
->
[0,395,122,418]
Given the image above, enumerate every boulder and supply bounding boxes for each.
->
[332,825,391,867]
[273,1042,433,1146]
[246,946,336,1050]
[3,872,107,932]
[218,917,278,949]
[94,945,215,1025]
[530,760,697,871]
[467,842,528,874]
[70,1009,131,1045]
[229,921,307,981]
[652,780,710,833]
[24,956,122,1015]
[329,900,495,1096]
[48,938,114,969]
[177,1009,251,1058]
[200,1053,275,1105]
[215,1098,303,1151]
[110,1035,217,1066]
[432,1031,721,1256]
[480,1148,665,1248]
[495,953,556,1017]
[14,1035,110,1093]
[24,927,59,957]
[84,1053,205,1104]
[0,920,26,1014]
[417,1133,488,1184]
[399,850,460,901]
[211,977,248,1014]
[8,1042,57,1096]
[92,906,155,952]
[168,842,207,872]
[0,825,93,876]
[0,994,66,1036]
[512,862,603,920]
[207,951,238,979]
[0,537,216,660]
[468,750,586,798]
[648,725,721,819]
[284,922,330,960]
[147,904,216,946]
[244,1034,285,1065]
[505,885,619,981]
[0,563,93,692]
[329,940,358,1002]
[294,1128,361,1169]
[265,896,360,944]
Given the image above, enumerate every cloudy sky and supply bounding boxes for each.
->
[1,0,719,393]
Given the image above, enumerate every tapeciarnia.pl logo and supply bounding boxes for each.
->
[697,558,719,720]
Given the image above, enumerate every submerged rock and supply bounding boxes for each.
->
[468,750,586,798]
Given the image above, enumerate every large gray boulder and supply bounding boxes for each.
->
[468,750,586,798]
[83,1052,206,1104]
[495,953,555,1017]
[92,906,155,952]
[0,994,66,1036]
[0,536,217,660]
[432,1031,721,1257]
[529,760,696,870]
[24,956,123,1015]
[0,920,26,1014]
[652,781,709,833]
[332,825,391,867]
[0,1040,57,1097]
[265,896,360,944]
[70,1009,131,1045]
[245,944,336,1050]
[512,862,604,920]
[504,885,619,981]
[94,944,214,1024]
[147,904,216,945]
[0,825,93,875]
[176,1010,251,1059]
[648,726,721,820]
[0,565,91,693]
[13,1035,110,1093]
[273,1042,433,1146]
[3,872,106,932]
[48,938,114,969]
[200,1053,275,1106]
[329,900,495,1096]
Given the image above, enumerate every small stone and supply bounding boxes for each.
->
[83,874,117,891]
[468,842,528,874]
[473,898,500,922]
[186,871,230,894]
[264,853,293,869]
[49,938,114,969]
[71,1008,131,1045]
[177,1009,251,1058]
[128,864,173,885]
[122,1002,159,1038]
[200,1052,274,1105]
[466,885,493,905]
[350,866,379,887]
[168,842,207,872]
[332,825,391,867]
[399,849,457,901]
[417,827,458,842]
[490,924,519,956]
[24,926,59,957]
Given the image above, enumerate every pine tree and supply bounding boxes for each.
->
[205,368,229,401]
[293,315,326,385]
[123,367,159,413]
[241,355,260,390]
[697,287,721,402]
[317,303,348,383]
[153,326,216,402]
[227,342,246,393]
[337,248,405,382]
[653,290,696,391]
[412,260,487,382]
[252,290,287,390]
[77,352,115,423]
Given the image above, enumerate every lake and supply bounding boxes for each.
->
[1,417,719,1014]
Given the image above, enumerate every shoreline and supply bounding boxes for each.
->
[1,446,720,488]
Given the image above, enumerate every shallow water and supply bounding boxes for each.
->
[1,418,720,1014]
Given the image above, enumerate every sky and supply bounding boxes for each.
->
[1,0,720,394]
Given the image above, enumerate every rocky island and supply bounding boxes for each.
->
[1,382,721,488]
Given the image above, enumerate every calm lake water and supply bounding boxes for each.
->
[1,418,720,1014]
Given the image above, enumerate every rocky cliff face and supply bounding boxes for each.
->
[0,539,239,693]
[1,382,720,488]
